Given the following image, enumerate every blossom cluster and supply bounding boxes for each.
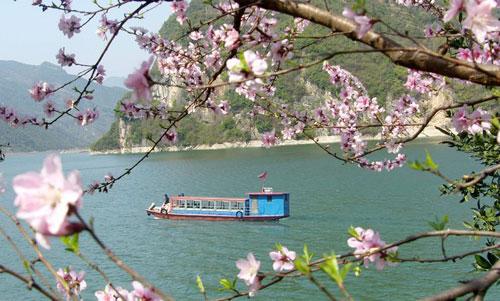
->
[56,267,87,299]
[347,227,398,270]
[236,227,394,296]
[0,105,43,128]
[452,106,491,134]
[53,266,163,301]
[236,246,296,296]
[12,154,85,249]
[95,281,163,301]
[404,70,445,95]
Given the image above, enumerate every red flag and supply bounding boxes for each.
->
[258,171,268,181]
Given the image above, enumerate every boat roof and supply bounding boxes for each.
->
[170,196,246,202]
[246,192,288,195]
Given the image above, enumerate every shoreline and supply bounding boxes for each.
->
[90,127,448,155]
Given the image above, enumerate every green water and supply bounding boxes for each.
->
[0,142,498,300]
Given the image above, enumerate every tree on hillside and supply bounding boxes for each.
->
[0,1,499,300]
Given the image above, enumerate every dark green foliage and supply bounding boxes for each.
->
[438,119,499,271]
[90,120,121,151]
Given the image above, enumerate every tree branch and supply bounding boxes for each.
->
[236,0,500,86]
[421,260,500,301]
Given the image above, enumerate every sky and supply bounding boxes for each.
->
[0,0,173,77]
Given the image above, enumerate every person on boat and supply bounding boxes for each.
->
[162,194,169,207]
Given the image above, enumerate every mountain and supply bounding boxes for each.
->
[103,76,127,89]
[0,60,126,151]
[91,0,487,152]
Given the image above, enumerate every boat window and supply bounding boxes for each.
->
[193,200,200,209]
[207,201,215,209]
[221,201,229,210]
[216,201,224,209]
[177,200,185,208]
[186,200,193,209]
[201,201,209,209]
[231,202,239,210]
[238,202,244,210]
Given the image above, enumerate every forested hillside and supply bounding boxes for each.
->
[91,0,486,151]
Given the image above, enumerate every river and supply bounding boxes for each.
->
[0,141,497,300]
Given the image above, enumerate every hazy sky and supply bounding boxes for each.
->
[0,1,173,77]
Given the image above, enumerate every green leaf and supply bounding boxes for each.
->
[22,260,32,275]
[340,263,352,280]
[302,244,313,264]
[294,258,311,275]
[487,252,498,266]
[320,254,351,286]
[218,278,235,291]
[427,215,449,231]
[60,233,79,253]
[409,161,424,171]
[196,275,205,294]
[475,255,492,269]
[424,150,439,171]
[491,117,500,129]
[348,226,361,240]
[238,53,250,73]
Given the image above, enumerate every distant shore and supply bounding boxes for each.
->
[90,127,447,155]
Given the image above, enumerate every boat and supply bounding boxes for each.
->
[146,187,290,221]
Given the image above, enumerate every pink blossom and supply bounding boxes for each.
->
[56,47,76,67]
[95,65,106,84]
[43,100,56,117]
[468,108,491,134]
[443,0,465,22]
[463,0,500,43]
[453,106,469,132]
[261,130,277,148]
[104,173,114,184]
[424,24,442,37]
[226,50,268,97]
[58,15,81,38]
[60,0,71,10]
[453,106,491,134]
[129,281,163,301]
[76,108,99,126]
[269,246,296,272]
[171,0,187,25]
[294,18,310,33]
[162,129,178,145]
[216,1,239,13]
[342,8,373,39]
[189,31,203,41]
[124,58,153,102]
[97,14,119,40]
[95,284,129,301]
[29,82,53,102]
[56,267,87,299]
[223,26,240,50]
[13,154,84,249]
[347,227,397,270]
[270,39,293,65]
[236,253,261,295]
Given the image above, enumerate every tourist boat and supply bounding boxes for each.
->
[146,188,290,221]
